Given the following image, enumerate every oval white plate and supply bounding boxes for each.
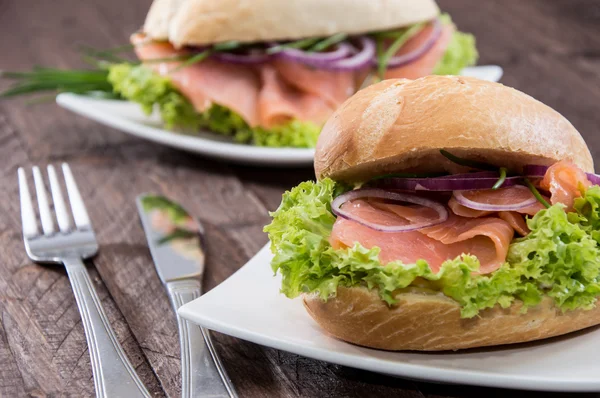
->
[179,243,600,392]
[56,65,503,167]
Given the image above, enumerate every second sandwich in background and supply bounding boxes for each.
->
[112,0,478,147]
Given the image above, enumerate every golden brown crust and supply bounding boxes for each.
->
[303,286,600,351]
[314,76,594,182]
[143,0,440,47]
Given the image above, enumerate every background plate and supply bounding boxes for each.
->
[179,243,600,392]
[56,66,503,167]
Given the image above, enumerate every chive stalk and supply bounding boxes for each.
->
[0,68,112,97]
[440,149,496,171]
[266,38,321,54]
[171,50,212,72]
[212,41,241,51]
[492,167,507,190]
[309,33,348,52]
[525,178,551,208]
[376,23,425,79]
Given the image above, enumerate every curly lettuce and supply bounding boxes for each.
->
[433,14,479,75]
[199,105,320,148]
[264,179,600,318]
[108,63,200,130]
[107,63,319,148]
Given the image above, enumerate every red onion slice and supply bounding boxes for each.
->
[326,37,376,70]
[276,43,353,67]
[385,18,443,68]
[453,186,538,212]
[331,189,448,232]
[371,173,523,191]
[212,51,271,64]
[587,173,600,185]
[523,164,548,177]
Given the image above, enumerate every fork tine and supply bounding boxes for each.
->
[48,165,71,232]
[18,168,39,238]
[32,166,55,235]
[61,163,91,229]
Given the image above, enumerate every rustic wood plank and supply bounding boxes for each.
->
[0,113,163,396]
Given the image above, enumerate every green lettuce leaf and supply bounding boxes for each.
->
[107,63,319,148]
[264,180,600,318]
[433,15,479,75]
[108,63,200,129]
[199,105,320,148]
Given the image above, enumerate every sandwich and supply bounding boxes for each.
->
[264,75,600,351]
[1,0,478,148]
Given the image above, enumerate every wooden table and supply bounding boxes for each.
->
[1,0,599,396]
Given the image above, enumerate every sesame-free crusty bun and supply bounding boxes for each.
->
[143,0,440,47]
[303,287,600,351]
[314,76,594,183]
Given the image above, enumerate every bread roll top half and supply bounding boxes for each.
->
[314,76,593,183]
[143,0,440,47]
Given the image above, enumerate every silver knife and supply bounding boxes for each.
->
[136,194,237,398]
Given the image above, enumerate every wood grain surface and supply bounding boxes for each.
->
[0,0,599,397]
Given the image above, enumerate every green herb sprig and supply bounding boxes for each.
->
[0,67,112,97]
[309,33,348,52]
[266,38,321,54]
[375,23,425,79]
[440,149,497,171]
[525,178,551,208]
[492,167,508,190]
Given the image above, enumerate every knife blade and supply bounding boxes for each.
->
[136,194,237,398]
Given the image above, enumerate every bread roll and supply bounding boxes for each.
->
[307,76,598,351]
[304,286,600,351]
[144,0,440,47]
[314,76,594,182]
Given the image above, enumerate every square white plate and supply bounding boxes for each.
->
[179,243,600,392]
[56,66,502,167]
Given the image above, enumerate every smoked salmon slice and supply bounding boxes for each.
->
[132,33,262,127]
[541,160,591,210]
[257,65,334,127]
[384,23,454,80]
[330,199,513,274]
[273,59,357,109]
[498,212,529,236]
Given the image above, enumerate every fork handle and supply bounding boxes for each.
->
[167,279,237,398]
[64,258,151,398]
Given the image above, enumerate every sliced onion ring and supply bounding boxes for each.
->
[326,37,376,70]
[385,18,443,68]
[370,173,523,191]
[331,188,448,232]
[276,43,353,67]
[453,186,537,212]
[523,164,549,177]
[587,173,600,185]
[212,51,271,64]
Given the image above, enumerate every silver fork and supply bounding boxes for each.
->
[18,164,151,398]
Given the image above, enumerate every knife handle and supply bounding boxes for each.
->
[166,280,238,398]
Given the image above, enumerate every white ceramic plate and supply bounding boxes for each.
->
[179,243,600,392]
[56,66,503,167]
